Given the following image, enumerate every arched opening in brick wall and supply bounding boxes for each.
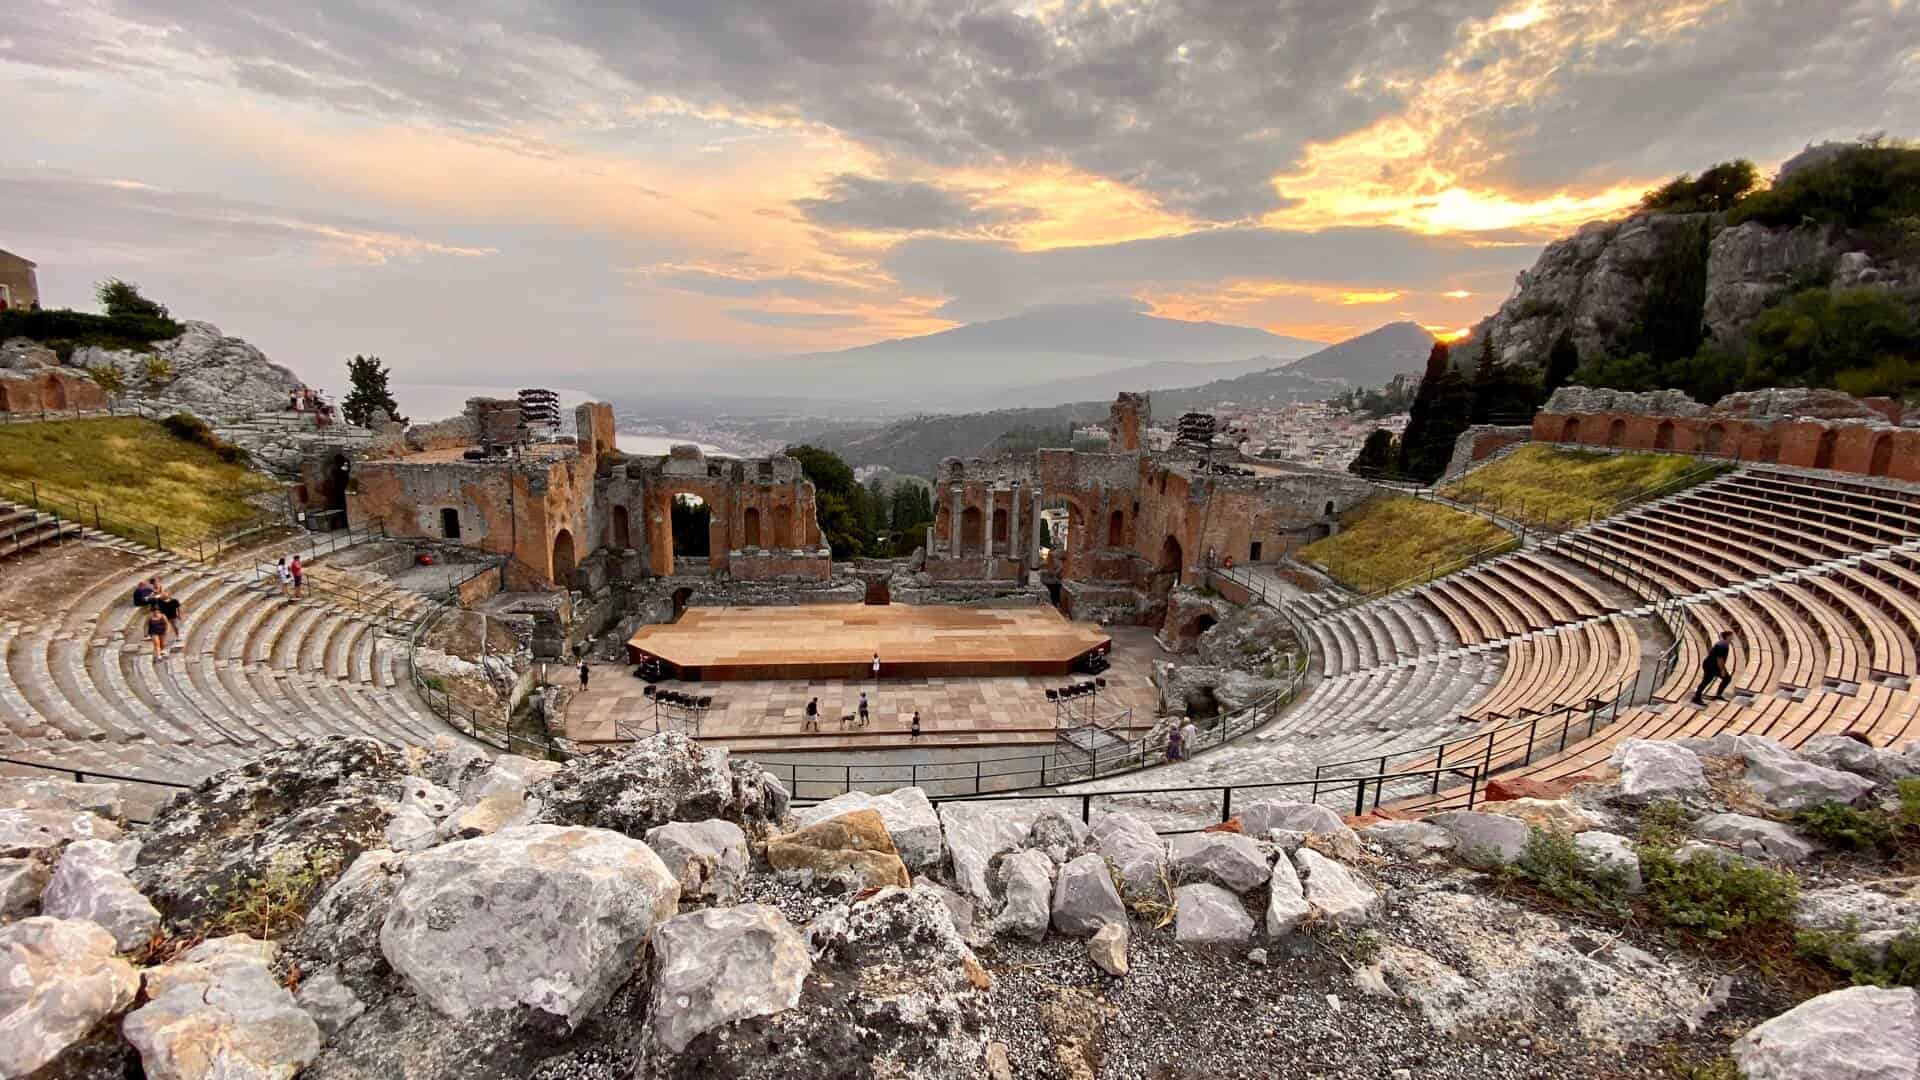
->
[1703,424,1725,454]
[960,506,984,552]
[1558,417,1579,443]
[1870,434,1894,477]
[991,507,1009,551]
[1107,510,1125,547]
[611,505,631,549]
[1759,431,1782,464]
[742,506,761,548]
[671,587,693,621]
[1814,429,1838,470]
[42,376,67,411]
[864,577,891,605]
[439,507,462,540]
[552,528,577,586]
[1605,418,1626,447]
[1176,612,1217,647]
[772,505,792,549]
[320,454,351,528]
[0,383,12,412]
[1654,421,1675,451]
[1155,533,1184,594]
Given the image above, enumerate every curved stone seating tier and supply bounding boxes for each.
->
[0,536,468,786]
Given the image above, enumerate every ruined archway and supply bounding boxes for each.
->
[670,494,710,556]
[1814,429,1838,470]
[960,506,984,552]
[771,505,792,549]
[1605,418,1626,448]
[552,528,577,586]
[991,507,1009,553]
[1177,612,1218,648]
[1870,433,1894,477]
[742,506,761,548]
[1654,421,1675,451]
[671,586,693,620]
[611,505,631,550]
[1558,416,1580,443]
[320,453,351,529]
[864,577,891,605]
[1703,423,1726,454]
[439,507,462,540]
[1107,510,1124,547]
[42,375,67,411]
[0,383,11,412]
[1154,533,1184,600]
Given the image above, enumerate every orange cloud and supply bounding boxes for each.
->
[1339,290,1402,305]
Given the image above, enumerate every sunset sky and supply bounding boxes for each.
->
[4,1,1915,382]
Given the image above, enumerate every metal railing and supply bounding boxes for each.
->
[0,754,195,825]
[403,595,565,759]
[0,402,161,424]
[925,761,1486,831]
[1437,456,1732,536]
[0,476,295,565]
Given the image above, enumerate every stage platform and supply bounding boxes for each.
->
[625,604,1111,681]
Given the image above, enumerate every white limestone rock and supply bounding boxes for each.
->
[1051,853,1127,937]
[1363,820,1456,858]
[379,824,680,1030]
[1799,734,1917,782]
[0,807,122,861]
[1736,735,1877,810]
[645,819,750,904]
[799,787,944,873]
[0,917,140,1077]
[1169,832,1272,894]
[1573,831,1644,893]
[913,879,982,945]
[397,777,458,820]
[1239,800,1360,849]
[0,856,50,919]
[1732,985,1919,1080]
[991,849,1055,942]
[124,935,320,1080]
[436,790,538,841]
[1024,810,1093,867]
[1609,740,1708,801]
[936,803,1030,904]
[1088,922,1130,976]
[1795,883,1920,938]
[1264,850,1312,940]
[646,904,811,1054]
[1425,810,1531,867]
[382,804,439,853]
[1693,812,1819,863]
[1294,849,1380,927]
[1089,812,1169,900]
[1173,883,1254,949]
[294,968,365,1038]
[530,732,787,836]
[40,838,161,950]
[0,777,125,819]
[289,850,402,999]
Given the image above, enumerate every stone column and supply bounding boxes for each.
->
[951,485,965,558]
[1008,483,1021,569]
[925,523,935,557]
[1029,490,1044,568]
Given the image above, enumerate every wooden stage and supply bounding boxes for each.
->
[625,605,1112,681]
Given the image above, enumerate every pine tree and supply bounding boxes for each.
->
[342,355,405,427]
[1397,342,1474,482]
[1349,429,1396,478]
[1544,332,1581,396]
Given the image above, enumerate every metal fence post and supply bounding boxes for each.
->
[1220,786,1233,824]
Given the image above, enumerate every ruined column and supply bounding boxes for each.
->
[1029,489,1044,568]
[1008,483,1021,569]
[951,485,965,558]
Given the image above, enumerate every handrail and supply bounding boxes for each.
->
[0,475,299,565]
[1436,455,1733,535]
[0,753,197,826]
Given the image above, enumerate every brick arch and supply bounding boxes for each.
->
[1605,417,1626,447]
[41,374,67,411]
[1107,509,1125,547]
[552,528,577,586]
[1654,420,1675,451]
[1558,416,1580,443]
[742,506,761,548]
[1703,423,1726,454]
[611,504,631,549]
[1814,428,1838,470]
[1869,432,1894,477]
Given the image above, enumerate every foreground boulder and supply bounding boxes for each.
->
[634,888,991,1079]
[1169,832,1271,893]
[1294,849,1379,927]
[1693,812,1818,863]
[645,819,750,904]
[1735,735,1877,810]
[379,824,680,1031]
[131,738,406,932]
[1173,883,1254,949]
[289,850,402,1001]
[40,838,161,950]
[936,802,1030,904]
[1051,853,1126,937]
[0,917,140,1077]
[1425,811,1531,867]
[764,808,911,890]
[1731,985,1919,1080]
[1264,854,1312,940]
[124,935,320,1080]
[1609,740,1707,801]
[1090,813,1169,900]
[646,905,811,1054]
[797,788,944,873]
[531,733,785,838]
[992,849,1054,942]
[0,856,51,918]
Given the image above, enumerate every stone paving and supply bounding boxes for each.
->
[563,626,1164,752]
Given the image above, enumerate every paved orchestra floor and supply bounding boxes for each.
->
[625,603,1113,680]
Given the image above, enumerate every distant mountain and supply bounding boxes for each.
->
[761,301,1321,408]
[1147,322,1436,414]
[973,352,1300,410]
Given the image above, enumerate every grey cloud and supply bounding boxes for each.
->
[883,228,1539,323]
[653,270,842,300]
[793,175,1035,233]
[724,309,862,329]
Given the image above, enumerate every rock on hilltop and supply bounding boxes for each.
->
[75,320,303,421]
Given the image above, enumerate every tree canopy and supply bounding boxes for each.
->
[342,355,406,427]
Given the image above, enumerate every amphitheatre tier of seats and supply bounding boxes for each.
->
[1377,466,1920,812]
[0,527,466,792]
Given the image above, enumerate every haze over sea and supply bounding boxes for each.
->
[376,382,734,456]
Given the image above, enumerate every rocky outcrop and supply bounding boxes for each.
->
[0,917,141,1077]
[74,321,303,422]
[41,838,161,950]
[645,904,812,1054]
[1609,740,1708,801]
[1732,985,1919,1080]
[124,935,321,1080]
[645,819,750,904]
[531,732,786,839]
[379,825,680,1031]
[797,787,943,873]
[764,808,912,890]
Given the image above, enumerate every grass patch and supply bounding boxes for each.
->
[1439,444,1721,530]
[1794,801,1898,852]
[211,846,348,940]
[0,416,276,545]
[1298,493,1514,594]
[1491,828,1632,917]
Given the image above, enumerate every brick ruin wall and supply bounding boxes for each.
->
[1535,405,1920,482]
[0,369,107,413]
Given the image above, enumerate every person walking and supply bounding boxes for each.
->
[145,603,171,658]
[153,589,183,647]
[910,710,922,739]
[289,555,305,599]
[1166,725,1184,762]
[1180,718,1200,757]
[578,659,590,690]
[804,697,820,731]
[1692,631,1735,706]
[857,692,870,726]
[275,557,293,598]
[871,652,881,681]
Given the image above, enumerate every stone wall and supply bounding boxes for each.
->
[0,368,107,413]
[0,251,39,310]
[1443,425,1533,479]
[1535,387,1920,481]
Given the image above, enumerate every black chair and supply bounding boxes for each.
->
[643,685,656,698]
[696,695,713,710]
[1045,689,1059,702]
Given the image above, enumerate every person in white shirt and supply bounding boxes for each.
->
[871,652,881,680]
[1180,719,1200,756]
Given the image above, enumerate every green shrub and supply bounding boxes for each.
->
[1639,844,1799,941]
[0,306,182,352]
[1637,800,1692,849]
[1898,778,1920,828]
[1793,801,1896,852]
[1797,924,1920,987]
[159,412,249,466]
[1495,827,1630,916]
